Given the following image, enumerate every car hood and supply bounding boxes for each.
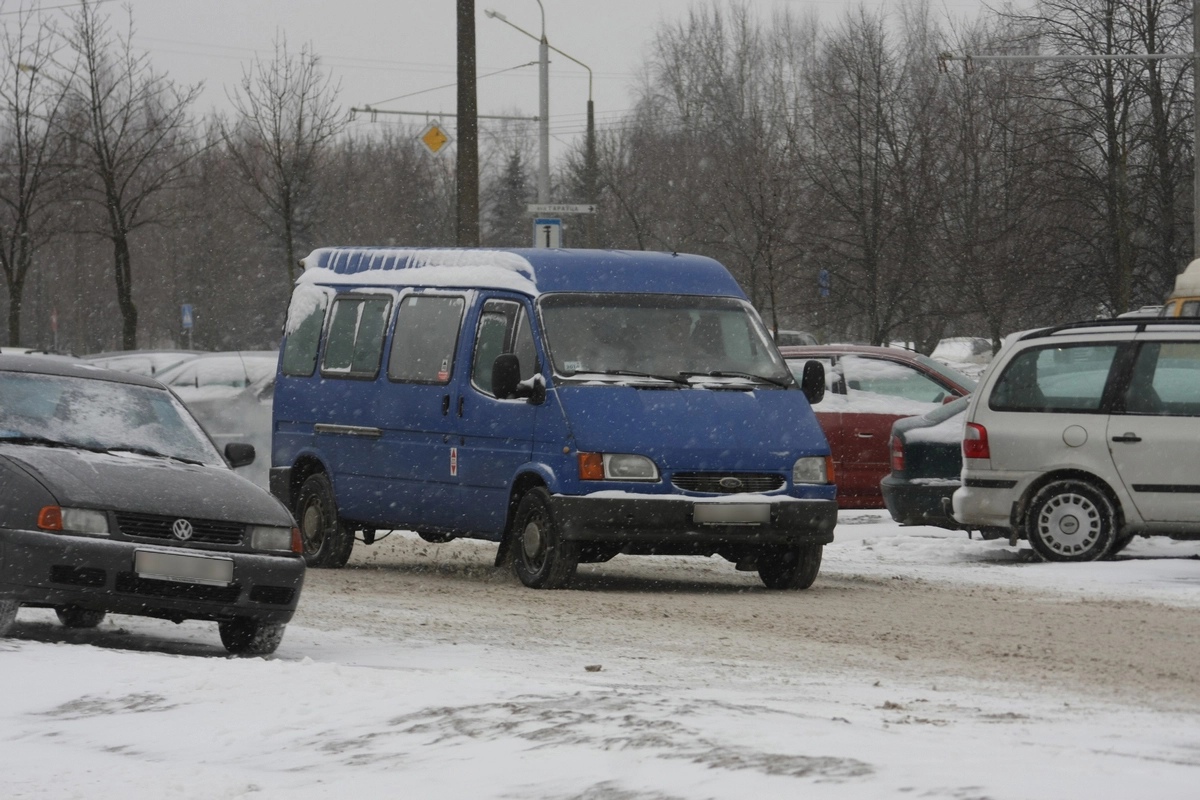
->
[554,385,829,470]
[0,444,292,525]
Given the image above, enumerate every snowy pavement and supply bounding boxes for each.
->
[4,513,1200,799]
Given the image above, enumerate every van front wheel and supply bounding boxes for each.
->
[757,543,823,589]
[297,473,355,568]
[511,489,579,589]
[1025,480,1117,562]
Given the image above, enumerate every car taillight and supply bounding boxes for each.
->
[890,435,905,472]
[963,423,990,459]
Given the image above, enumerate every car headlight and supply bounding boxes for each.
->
[792,456,832,485]
[37,506,110,536]
[577,452,660,481]
[249,525,297,552]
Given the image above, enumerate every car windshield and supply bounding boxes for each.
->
[0,371,223,465]
[538,293,792,386]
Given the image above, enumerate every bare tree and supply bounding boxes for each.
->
[0,10,72,346]
[222,35,345,286]
[62,0,201,350]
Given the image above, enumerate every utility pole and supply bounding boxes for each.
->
[456,0,480,246]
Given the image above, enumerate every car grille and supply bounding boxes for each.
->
[671,472,784,494]
[115,512,245,545]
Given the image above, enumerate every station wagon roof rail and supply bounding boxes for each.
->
[298,247,747,297]
[1019,318,1200,341]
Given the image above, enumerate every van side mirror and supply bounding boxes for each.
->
[225,442,256,468]
[492,353,521,399]
[800,360,825,405]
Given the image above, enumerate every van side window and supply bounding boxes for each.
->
[990,345,1118,412]
[1120,342,1200,416]
[471,300,537,396]
[321,295,392,378]
[281,287,330,377]
[388,295,465,384]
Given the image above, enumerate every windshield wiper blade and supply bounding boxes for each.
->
[0,435,76,448]
[680,370,791,388]
[570,368,689,385]
[104,446,206,465]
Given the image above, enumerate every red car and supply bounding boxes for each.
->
[780,345,975,508]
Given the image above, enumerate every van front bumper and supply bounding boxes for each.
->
[550,495,837,547]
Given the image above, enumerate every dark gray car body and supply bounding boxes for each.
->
[0,356,304,629]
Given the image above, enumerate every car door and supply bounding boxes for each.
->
[1107,340,1200,524]
[836,355,954,504]
[453,296,541,536]
[789,356,843,484]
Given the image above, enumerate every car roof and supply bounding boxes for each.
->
[0,354,164,388]
[299,247,747,298]
[1018,318,1200,341]
[778,344,927,362]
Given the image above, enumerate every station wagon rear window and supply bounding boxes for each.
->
[989,344,1118,413]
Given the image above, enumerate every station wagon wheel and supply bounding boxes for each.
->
[296,473,355,568]
[1025,480,1117,562]
[757,543,823,590]
[511,488,579,589]
[0,599,18,636]
[219,618,285,656]
[55,606,106,629]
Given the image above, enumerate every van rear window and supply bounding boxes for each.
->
[281,287,330,377]
[388,295,465,384]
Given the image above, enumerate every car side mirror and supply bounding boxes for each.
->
[800,360,825,405]
[492,353,521,399]
[225,442,255,468]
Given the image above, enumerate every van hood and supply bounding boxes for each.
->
[554,385,829,470]
[0,444,291,526]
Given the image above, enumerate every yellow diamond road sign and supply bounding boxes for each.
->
[419,121,452,156]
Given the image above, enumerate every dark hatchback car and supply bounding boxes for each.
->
[880,397,1007,539]
[0,356,304,655]
[780,345,975,508]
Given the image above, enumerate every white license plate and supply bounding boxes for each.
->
[692,503,770,524]
[134,550,234,586]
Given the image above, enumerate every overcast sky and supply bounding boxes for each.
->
[26,0,995,152]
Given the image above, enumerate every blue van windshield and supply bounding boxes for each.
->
[539,293,792,386]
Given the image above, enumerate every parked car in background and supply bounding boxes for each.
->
[0,355,304,655]
[781,345,975,508]
[953,318,1200,561]
[82,349,198,378]
[156,351,279,489]
[773,329,819,346]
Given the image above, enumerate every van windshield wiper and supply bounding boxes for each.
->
[680,370,791,388]
[568,368,689,386]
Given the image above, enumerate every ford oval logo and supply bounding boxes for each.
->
[718,476,743,491]
[172,518,194,541]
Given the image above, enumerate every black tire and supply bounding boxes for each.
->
[757,543,823,590]
[1024,479,1118,562]
[510,488,579,589]
[296,473,354,568]
[0,599,18,636]
[1107,533,1136,558]
[55,606,106,629]
[219,619,285,656]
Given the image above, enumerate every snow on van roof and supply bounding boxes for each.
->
[299,248,538,294]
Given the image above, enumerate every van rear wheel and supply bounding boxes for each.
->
[1025,480,1117,562]
[296,473,355,568]
[55,606,106,629]
[511,488,579,589]
[757,543,823,589]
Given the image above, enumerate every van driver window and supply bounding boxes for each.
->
[471,300,538,396]
[388,295,465,384]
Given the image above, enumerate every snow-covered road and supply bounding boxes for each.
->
[4,512,1200,799]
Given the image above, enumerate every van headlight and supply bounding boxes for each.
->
[249,525,296,552]
[578,452,659,481]
[792,456,830,485]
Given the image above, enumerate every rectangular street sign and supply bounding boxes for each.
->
[526,203,595,215]
[533,218,562,248]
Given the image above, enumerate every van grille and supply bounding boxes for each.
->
[671,472,784,494]
[115,512,245,545]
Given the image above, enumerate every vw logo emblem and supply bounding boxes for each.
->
[718,476,743,491]
[172,518,194,541]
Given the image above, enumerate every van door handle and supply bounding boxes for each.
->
[442,395,450,416]
[457,396,465,417]
[1112,433,1142,443]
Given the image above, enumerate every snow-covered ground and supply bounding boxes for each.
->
[5,513,1200,799]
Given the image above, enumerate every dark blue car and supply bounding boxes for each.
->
[270,248,836,589]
